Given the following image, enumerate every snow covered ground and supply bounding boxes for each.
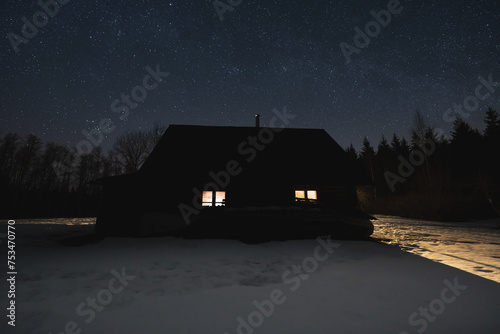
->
[372,215,500,284]
[1,217,500,334]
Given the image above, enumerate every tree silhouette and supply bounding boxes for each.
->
[359,137,377,199]
[345,143,358,161]
[113,124,167,173]
[390,133,401,155]
[484,107,500,140]
[482,108,500,209]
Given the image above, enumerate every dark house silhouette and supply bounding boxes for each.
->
[96,124,373,239]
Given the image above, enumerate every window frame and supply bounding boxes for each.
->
[202,190,226,207]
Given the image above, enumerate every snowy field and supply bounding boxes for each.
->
[1,217,500,334]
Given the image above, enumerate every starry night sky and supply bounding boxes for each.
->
[1,0,499,151]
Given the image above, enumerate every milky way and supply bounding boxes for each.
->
[1,0,499,151]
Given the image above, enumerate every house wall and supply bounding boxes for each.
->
[319,186,359,212]
[222,185,359,210]
[96,181,361,236]
[96,183,142,236]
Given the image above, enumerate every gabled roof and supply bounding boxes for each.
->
[132,124,369,188]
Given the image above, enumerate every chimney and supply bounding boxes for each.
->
[255,114,261,128]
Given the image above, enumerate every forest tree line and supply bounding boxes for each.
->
[1,109,499,220]
[0,125,166,218]
[353,108,500,220]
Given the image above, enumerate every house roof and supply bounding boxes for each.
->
[126,124,370,188]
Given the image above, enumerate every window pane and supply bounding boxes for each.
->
[295,190,305,199]
[307,190,317,200]
[202,191,213,206]
[215,191,226,206]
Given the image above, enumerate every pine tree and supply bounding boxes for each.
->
[484,108,500,139]
[360,137,376,182]
[390,133,401,155]
[482,108,500,181]
[450,117,481,144]
[410,111,434,188]
[377,135,391,156]
[449,117,483,183]
[400,138,411,157]
[411,110,428,149]
[360,137,377,199]
[345,143,358,161]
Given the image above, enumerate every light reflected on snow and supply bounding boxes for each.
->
[372,215,500,284]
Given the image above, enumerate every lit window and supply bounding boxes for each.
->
[202,191,213,207]
[307,190,317,200]
[215,191,226,206]
[202,191,226,207]
[295,190,318,204]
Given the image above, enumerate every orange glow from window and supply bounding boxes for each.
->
[215,191,226,206]
[295,190,318,203]
[202,191,213,207]
[307,190,317,200]
[202,191,226,207]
